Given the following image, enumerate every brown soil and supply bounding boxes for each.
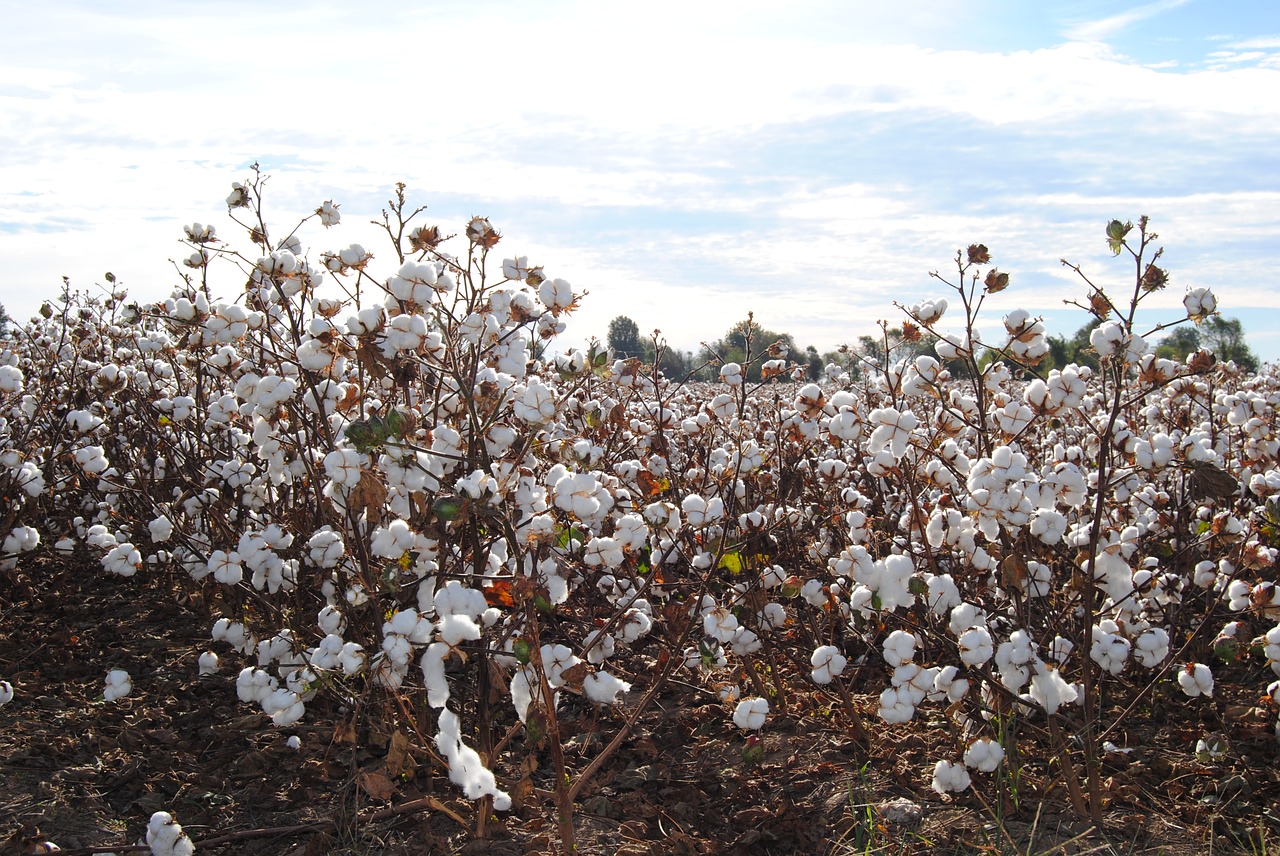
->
[2,560,1278,855]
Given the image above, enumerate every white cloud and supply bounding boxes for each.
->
[1063,0,1193,43]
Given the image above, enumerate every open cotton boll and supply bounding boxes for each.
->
[104,669,132,702]
[931,759,971,795]
[583,671,632,705]
[437,614,482,647]
[810,645,847,685]
[0,680,13,705]
[877,686,916,724]
[197,652,219,676]
[436,708,512,809]
[421,642,451,708]
[1026,661,1078,714]
[963,738,1005,773]
[733,697,769,730]
[1178,663,1214,697]
[147,810,195,856]
[881,630,917,667]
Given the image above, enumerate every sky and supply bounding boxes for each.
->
[3,0,1279,363]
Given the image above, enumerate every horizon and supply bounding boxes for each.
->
[3,0,1278,364]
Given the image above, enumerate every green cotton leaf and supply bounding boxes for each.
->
[383,408,407,438]
[1213,641,1238,663]
[556,526,588,550]
[908,576,928,595]
[870,592,883,611]
[636,548,652,575]
[513,638,532,664]
[718,550,745,575]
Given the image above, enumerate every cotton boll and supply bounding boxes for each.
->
[103,669,132,702]
[958,626,994,667]
[881,630,917,667]
[147,810,195,856]
[436,707,512,809]
[0,680,13,705]
[286,734,302,750]
[1027,662,1078,714]
[877,686,915,724]
[932,759,972,794]
[583,671,632,705]
[437,614,482,647]
[198,652,219,676]
[810,645,847,685]
[733,696,769,730]
[1178,662,1214,698]
[963,738,1005,773]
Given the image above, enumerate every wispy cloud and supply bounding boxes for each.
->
[1064,0,1194,43]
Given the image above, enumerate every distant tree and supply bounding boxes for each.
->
[1043,318,1102,372]
[607,315,643,359]
[857,326,970,378]
[0,304,10,336]
[805,345,823,382]
[700,318,796,382]
[1199,316,1259,372]
[1155,326,1200,362]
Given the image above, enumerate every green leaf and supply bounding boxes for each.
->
[718,551,745,575]
[513,638,532,664]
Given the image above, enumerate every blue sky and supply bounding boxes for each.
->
[2,0,1279,362]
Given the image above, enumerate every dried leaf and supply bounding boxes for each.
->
[559,662,588,692]
[358,770,396,801]
[349,470,388,518]
[386,731,415,779]
[333,721,358,744]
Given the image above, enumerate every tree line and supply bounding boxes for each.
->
[605,311,1262,383]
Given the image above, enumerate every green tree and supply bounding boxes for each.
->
[607,315,643,359]
[700,318,796,382]
[1155,326,1200,362]
[1199,316,1259,372]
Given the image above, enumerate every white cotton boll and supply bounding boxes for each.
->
[0,680,13,705]
[197,652,219,676]
[437,614,482,647]
[964,738,1005,773]
[933,666,969,703]
[932,759,972,795]
[422,642,451,708]
[703,607,739,643]
[958,626,993,667]
[339,642,365,675]
[236,667,277,703]
[949,602,986,636]
[877,686,915,724]
[881,630,917,667]
[583,671,632,705]
[810,645,847,685]
[733,696,769,730]
[1133,627,1170,668]
[1027,662,1078,714]
[103,669,132,702]
[147,810,195,856]
[262,688,306,726]
[149,516,174,543]
[436,707,512,809]
[286,734,302,750]
[1178,663,1214,698]
[1090,625,1130,675]
[317,605,346,636]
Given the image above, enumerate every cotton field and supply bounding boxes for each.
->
[1,176,1278,854]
